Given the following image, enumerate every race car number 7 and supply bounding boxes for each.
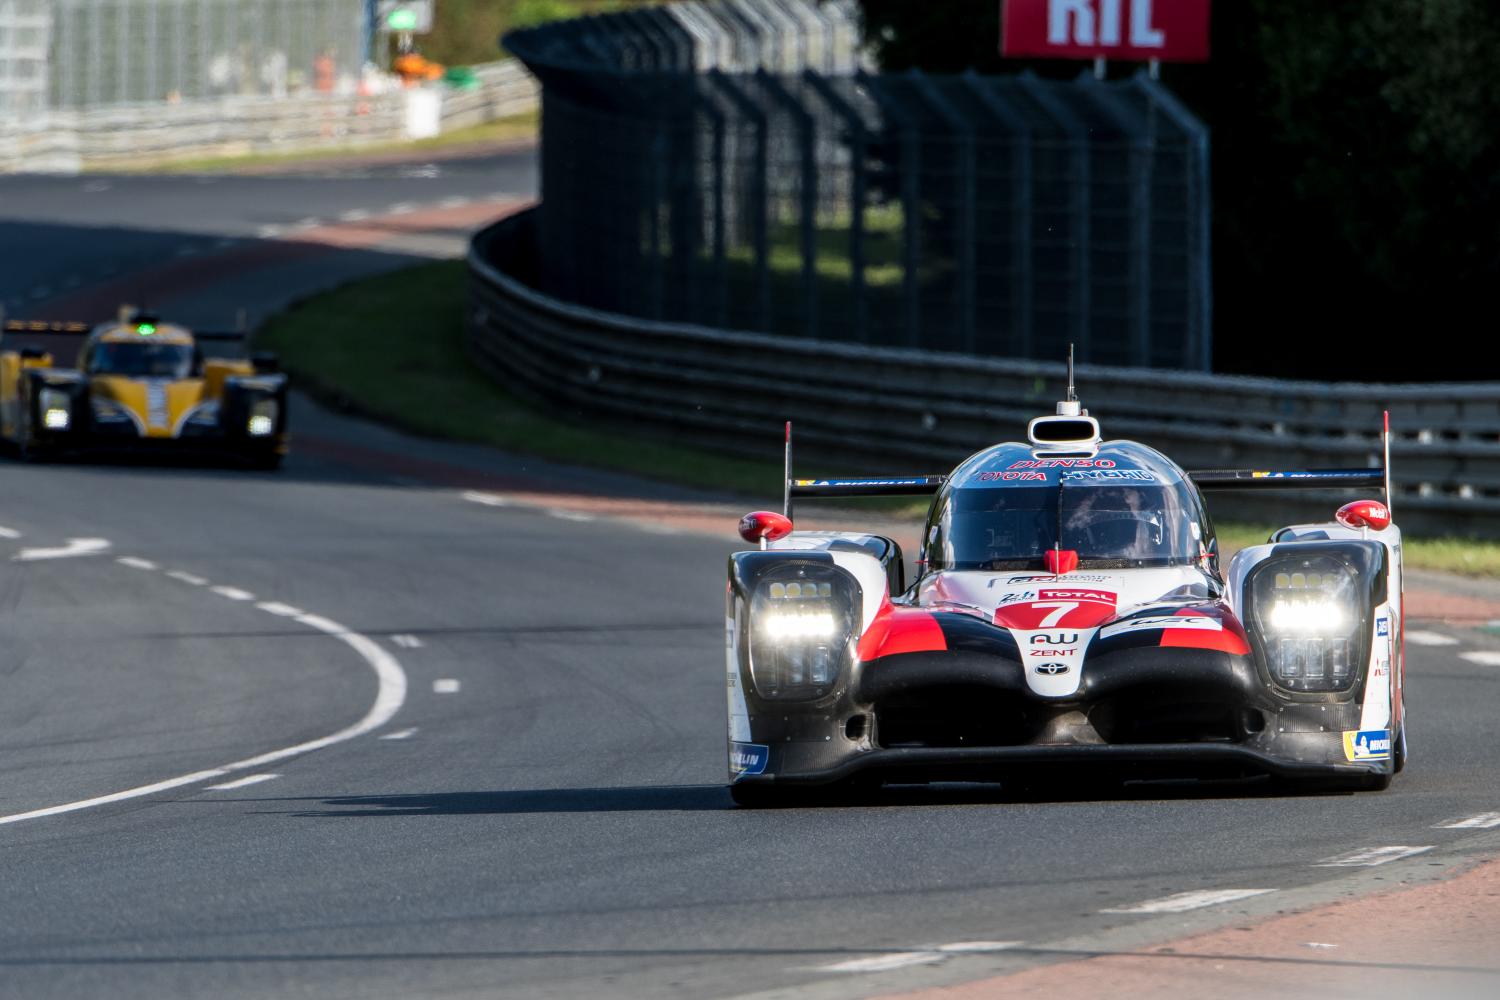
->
[1032,601,1079,627]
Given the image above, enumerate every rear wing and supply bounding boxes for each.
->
[3,318,247,342]
[781,412,1394,518]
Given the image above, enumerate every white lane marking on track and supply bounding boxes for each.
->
[206,773,278,791]
[462,491,510,507]
[548,509,596,523]
[339,208,372,222]
[210,586,255,601]
[0,527,20,539]
[391,634,423,648]
[1101,889,1276,914]
[387,202,416,215]
[1406,630,1458,647]
[817,942,1021,974]
[12,538,111,562]
[1459,651,1500,666]
[438,196,470,209]
[380,728,418,740]
[0,602,407,828]
[292,217,321,230]
[1315,845,1433,867]
[1435,812,1500,830]
[256,601,304,617]
[167,570,208,585]
[433,679,460,694]
[257,224,284,239]
[117,557,158,570]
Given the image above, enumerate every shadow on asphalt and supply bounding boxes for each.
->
[276,775,1351,818]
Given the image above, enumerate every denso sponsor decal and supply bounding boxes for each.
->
[1376,617,1390,637]
[1343,729,1392,762]
[1100,615,1223,639]
[1008,459,1117,469]
[730,742,770,776]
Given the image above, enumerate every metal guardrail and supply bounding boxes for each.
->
[468,210,1499,536]
[0,59,537,173]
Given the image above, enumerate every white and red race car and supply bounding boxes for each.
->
[726,380,1403,804]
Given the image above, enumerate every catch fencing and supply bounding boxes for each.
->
[0,59,536,172]
[505,0,1212,369]
[1,0,366,115]
[470,211,1498,537]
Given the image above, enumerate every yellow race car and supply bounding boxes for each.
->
[1,310,287,468]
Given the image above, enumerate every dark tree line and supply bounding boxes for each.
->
[858,0,1500,380]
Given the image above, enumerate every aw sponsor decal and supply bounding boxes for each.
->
[730,742,770,776]
[1343,729,1392,762]
[994,588,1117,630]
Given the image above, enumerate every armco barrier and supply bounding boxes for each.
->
[469,210,1498,536]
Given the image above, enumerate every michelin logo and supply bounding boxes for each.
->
[1343,729,1392,762]
[730,742,769,777]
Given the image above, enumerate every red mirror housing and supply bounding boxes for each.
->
[1336,499,1391,531]
[1044,548,1079,575]
[738,510,793,544]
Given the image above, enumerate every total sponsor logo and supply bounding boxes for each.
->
[730,742,770,776]
[1039,588,1113,604]
[1342,729,1392,762]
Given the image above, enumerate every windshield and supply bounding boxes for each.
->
[925,482,1202,570]
[87,342,195,379]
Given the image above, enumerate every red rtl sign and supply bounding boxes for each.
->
[1002,0,1211,62]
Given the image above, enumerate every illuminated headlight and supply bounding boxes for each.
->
[38,387,71,431]
[747,568,857,700]
[247,399,278,437]
[1248,556,1364,692]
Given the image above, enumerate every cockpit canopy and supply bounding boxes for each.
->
[921,441,1216,572]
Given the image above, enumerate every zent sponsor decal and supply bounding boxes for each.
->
[1342,729,1392,762]
[730,742,770,776]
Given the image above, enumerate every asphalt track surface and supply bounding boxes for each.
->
[3,153,1500,1000]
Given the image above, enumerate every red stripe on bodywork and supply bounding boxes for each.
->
[1159,605,1251,655]
[857,606,948,661]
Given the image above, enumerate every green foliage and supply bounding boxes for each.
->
[857,0,1500,381]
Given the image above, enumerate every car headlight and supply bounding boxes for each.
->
[247,398,278,437]
[38,387,71,431]
[1247,554,1366,692]
[747,569,858,700]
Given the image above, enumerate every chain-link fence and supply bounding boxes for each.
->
[507,0,1212,369]
[0,0,365,118]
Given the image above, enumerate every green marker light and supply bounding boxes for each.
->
[386,8,418,30]
[138,323,156,335]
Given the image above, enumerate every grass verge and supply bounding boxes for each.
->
[259,259,1500,578]
[104,111,538,175]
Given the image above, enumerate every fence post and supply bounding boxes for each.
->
[1080,76,1153,367]
[759,69,819,339]
[708,69,772,333]
[962,71,1034,360]
[804,69,868,343]
[1135,73,1212,372]
[907,69,976,354]
[857,69,921,348]
[1018,71,1091,362]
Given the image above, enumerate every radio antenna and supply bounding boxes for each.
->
[1066,343,1076,402]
